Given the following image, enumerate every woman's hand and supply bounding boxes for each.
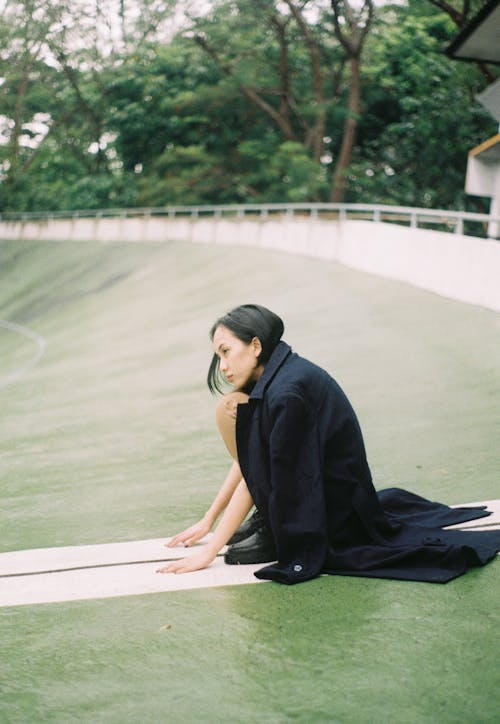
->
[166,516,213,548]
[165,463,243,549]
[157,546,217,574]
[160,480,253,576]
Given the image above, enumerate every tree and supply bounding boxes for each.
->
[344,2,498,208]
[1,0,496,212]
[329,0,374,201]
[0,0,177,211]
[0,1,59,205]
[187,0,374,202]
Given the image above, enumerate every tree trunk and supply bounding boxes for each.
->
[7,68,30,184]
[284,0,325,162]
[330,54,360,203]
[240,84,297,141]
[194,33,297,141]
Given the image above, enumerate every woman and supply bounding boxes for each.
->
[158,304,499,583]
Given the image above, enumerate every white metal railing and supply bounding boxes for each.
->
[0,203,498,238]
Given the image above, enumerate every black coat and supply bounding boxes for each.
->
[235,342,499,584]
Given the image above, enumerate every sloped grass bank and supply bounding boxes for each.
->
[1,238,499,723]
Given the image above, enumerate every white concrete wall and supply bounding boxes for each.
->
[1,215,499,312]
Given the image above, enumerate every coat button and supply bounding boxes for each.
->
[293,564,302,572]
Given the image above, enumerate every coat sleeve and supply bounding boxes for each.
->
[254,390,329,584]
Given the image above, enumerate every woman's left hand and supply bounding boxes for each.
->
[165,517,212,548]
[156,547,217,575]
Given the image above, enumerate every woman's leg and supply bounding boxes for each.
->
[215,391,249,461]
[215,392,276,563]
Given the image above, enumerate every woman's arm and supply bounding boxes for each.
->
[158,479,253,574]
[166,461,243,548]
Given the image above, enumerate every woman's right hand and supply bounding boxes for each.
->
[165,516,213,548]
[157,545,217,574]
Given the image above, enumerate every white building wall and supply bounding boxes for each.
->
[466,153,500,239]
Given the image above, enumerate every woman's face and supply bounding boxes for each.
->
[213,325,264,390]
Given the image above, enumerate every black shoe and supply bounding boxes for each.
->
[224,527,277,565]
[227,509,264,545]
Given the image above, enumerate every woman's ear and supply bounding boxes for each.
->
[252,336,263,358]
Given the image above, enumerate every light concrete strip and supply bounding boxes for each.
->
[0,536,220,577]
[0,558,266,608]
[0,501,497,578]
[447,499,500,528]
[2,531,499,608]
[1,502,497,608]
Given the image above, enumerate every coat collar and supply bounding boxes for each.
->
[250,341,292,400]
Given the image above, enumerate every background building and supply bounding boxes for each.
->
[447,0,500,238]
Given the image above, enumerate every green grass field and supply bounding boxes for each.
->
[1,238,499,723]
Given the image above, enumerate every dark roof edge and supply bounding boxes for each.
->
[446,0,500,59]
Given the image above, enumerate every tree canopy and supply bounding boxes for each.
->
[0,0,497,212]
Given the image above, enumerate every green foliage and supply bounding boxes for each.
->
[347,3,497,208]
[0,0,497,212]
[246,141,329,202]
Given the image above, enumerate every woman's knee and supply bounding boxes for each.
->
[215,391,249,429]
[215,392,249,458]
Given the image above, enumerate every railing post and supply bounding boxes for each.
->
[410,212,417,229]
[455,216,464,235]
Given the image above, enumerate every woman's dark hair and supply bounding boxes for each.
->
[207,304,284,394]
